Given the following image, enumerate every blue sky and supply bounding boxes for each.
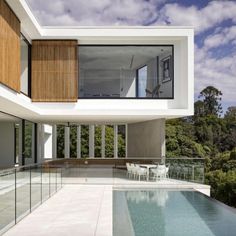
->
[27,0,236,112]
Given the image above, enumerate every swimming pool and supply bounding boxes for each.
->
[113,190,236,236]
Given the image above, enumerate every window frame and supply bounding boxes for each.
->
[78,44,174,99]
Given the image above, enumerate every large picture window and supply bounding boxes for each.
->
[79,45,174,99]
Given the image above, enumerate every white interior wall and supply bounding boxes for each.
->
[120,70,136,97]
[146,57,158,96]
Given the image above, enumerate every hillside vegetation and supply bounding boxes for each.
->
[166,86,236,207]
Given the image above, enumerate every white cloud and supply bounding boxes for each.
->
[194,45,236,104]
[158,1,236,34]
[204,26,236,49]
[26,0,165,26]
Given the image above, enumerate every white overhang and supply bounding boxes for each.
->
[3,0,194,123]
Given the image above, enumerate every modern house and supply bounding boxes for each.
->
[0,0,194,168]
[3,1,236,236]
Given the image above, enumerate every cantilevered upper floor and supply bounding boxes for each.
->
[0,0,194,123]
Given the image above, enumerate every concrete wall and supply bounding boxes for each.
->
[127,119,165,158]
[0,122,15,168]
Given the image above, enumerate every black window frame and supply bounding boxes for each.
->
[78,44,174,99]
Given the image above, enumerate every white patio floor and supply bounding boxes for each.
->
[3,177,210,236]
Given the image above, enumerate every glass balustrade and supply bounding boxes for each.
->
[0,164,62,235]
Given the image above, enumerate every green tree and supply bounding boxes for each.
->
[225,106,236,121]
[198,86,223,117]
[70,125,77,158]
[57,125,65,158]
[194,100,205,117]
[105,126,114,157]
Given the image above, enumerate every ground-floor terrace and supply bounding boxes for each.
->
[0,110,213,235]
[2,111,236,235]
[0,161,211,236]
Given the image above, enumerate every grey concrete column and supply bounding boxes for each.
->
[101,125,105,158]
[77,125,81,158]
[52,124,57,159]
[125,124,128,158]
[89,125,94,158]
[64,126,70,158]
[114,125,118,158]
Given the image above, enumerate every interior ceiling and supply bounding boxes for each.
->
[79,46,172,70]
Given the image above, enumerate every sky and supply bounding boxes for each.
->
[26,0,236,112]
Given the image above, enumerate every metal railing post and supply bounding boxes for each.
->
[14,168,17,225]
[29,166,32,212]
[49,166,51,197]
[55,167,57,191]
[41,164,42,204]
[61,167,62,187]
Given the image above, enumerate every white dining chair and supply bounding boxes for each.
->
[136,165,148,181]
[152,165,166,181]
[126,163,132,178]
[130,163,137,179]
[165,165,170,178]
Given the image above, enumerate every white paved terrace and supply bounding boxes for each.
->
[3,177,210,236]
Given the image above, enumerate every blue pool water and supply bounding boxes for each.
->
[113,190,236,236]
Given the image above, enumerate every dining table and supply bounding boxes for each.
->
[140,164,157,181]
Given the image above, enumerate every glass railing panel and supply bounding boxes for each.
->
[42,166,50,201]
[52,158,205,185]
[31,165,42,210]
[56,167,62,190]
[166,158,205,184]
[49,167,57,195]
[0,163,62,234]
[61,166,114,184]
[16,166,30,222]
[0,169,15,233]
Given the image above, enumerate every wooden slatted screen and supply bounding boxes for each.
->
[0,0,20,92]
[31,40,78,102]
